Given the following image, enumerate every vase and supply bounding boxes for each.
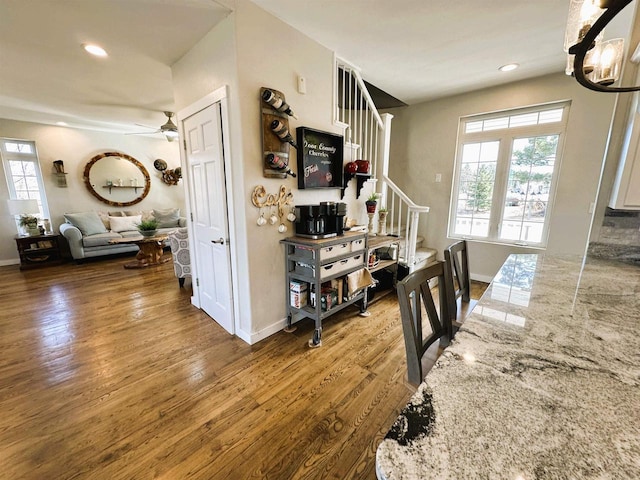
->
[378,211,388,236]
[139,230,157,237]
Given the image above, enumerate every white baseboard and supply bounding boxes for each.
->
[0,259,19,267]
[246,317,294,345]
[471,273,494,284]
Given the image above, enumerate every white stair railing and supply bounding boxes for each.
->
[335,59,383,176]
[335,57,430,270]
[382,177,430,268]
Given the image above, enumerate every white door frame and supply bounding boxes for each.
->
[177,85,240,335]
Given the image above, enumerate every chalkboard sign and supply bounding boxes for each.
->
[296,127,344,189]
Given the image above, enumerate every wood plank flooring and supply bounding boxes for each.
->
[0,256,487,480]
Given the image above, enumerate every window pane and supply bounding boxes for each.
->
[453,141,498,239]
[454,216,472,236]
[5,142,33,153]
[483,117,509,131]
[14,178,27,191]
[23,162,36,176]
[500,135,558,244]
[10,160,24,176]
[26,177,39,190]
[538,108,564,124]
[465,121,483,133]
[509,112,538,128]
[470,217,490,237]
[461,143,480,162]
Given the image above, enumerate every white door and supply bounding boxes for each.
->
[183,103,234,334]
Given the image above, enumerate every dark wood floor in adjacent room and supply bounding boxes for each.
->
[0,256,487,480]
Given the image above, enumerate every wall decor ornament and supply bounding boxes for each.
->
[53,159,68,187]
[154,159,182,185]
[260,87,298,179]
[296,127,344,190]
[251,185,294,233]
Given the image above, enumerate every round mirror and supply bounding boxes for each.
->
[83,152,151,207]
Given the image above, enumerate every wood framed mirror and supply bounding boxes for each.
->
[83,152,151,207]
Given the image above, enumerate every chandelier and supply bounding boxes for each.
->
[564,0,640,92]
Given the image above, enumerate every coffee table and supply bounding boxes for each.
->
[109,234,169,269]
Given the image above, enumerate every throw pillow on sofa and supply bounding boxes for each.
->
[65,211,108,236]
[109,215,142,233]
[153,208,180,228]
[125,210,154,222]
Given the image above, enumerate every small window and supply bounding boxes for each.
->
[450,103,569,247]
[1,138,50,224]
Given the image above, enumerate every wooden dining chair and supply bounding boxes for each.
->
[396,261,451,386]
[444,240,477,334]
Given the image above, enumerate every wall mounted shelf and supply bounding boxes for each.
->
[102,185,142,194]
[341,172,371,199]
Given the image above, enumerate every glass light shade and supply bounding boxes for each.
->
[593,38,624,86]
[566,54,575,76]
[583,42,601,74]
[566,46,599,76]
[564,0,605,52]
[7,199,39,216]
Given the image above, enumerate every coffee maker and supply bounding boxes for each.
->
[294,202,347,239]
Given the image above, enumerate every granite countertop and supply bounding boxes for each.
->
[376,254,640,480]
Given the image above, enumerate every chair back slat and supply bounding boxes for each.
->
[396,261,451,385]
[444,240,471,320]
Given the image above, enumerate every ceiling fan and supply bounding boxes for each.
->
[126,111,179,142]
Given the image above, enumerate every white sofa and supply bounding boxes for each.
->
[60,208,186,261]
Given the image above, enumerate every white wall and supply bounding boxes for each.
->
[0,119,184,265]
[386,72,617,280]
[172,0,370,343]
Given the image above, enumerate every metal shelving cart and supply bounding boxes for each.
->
[281,231,368,347]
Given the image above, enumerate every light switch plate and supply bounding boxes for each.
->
[297,76,306,94]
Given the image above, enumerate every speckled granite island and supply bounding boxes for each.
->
[376,253,640,480]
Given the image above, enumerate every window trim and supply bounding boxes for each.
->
[448,102,570,248]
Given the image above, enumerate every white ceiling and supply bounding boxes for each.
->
[0,0,635,135]
[253,0,635,104]
[0,0,230,134]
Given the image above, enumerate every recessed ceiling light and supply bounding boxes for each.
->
[83,43,108,57]
[499,63,519,72]
[56,121,68,126]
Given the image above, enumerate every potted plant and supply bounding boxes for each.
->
[19,215,39,236]
[365,192,379,214]
[137,218,159,237]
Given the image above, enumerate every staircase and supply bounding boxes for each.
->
[335,57,435,272]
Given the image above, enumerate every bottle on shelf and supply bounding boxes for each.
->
[262,89,298,119]
[270,120,298,148]
[265,153,296,177]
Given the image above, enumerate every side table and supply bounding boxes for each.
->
[15,233,63,270]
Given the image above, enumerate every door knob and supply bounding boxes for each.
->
[211,238,225,245]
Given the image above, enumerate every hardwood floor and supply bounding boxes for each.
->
[0,256,487,480]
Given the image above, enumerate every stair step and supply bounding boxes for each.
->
[398,247,438,273]
[415,247,437,264]
[396,235,424,255]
